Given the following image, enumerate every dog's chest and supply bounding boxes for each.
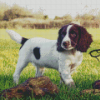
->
[68,51,83,68]
[62,50,83,68]
[69,54,78,64]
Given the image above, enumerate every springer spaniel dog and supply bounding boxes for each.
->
[6,23,93,88]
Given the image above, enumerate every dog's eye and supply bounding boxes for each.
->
[70,32,76,38]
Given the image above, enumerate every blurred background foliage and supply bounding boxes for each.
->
[0,2,100,29]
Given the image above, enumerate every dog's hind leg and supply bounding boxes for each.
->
[35,66,45,77]
[13,56,29,84]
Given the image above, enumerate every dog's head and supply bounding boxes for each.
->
[57,23,93,52]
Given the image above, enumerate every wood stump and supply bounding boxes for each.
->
[92,80,100,89]
[0,76,59,99]
[81,89,100,95]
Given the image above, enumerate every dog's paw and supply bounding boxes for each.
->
[13,74,19,84]
[67,82,76,89]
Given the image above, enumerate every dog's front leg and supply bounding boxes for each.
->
[59,60,75,88]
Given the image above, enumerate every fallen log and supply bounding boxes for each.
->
[0,76,59,99]
[92,80,100,89]
[81,80,100,95]
[81,89,100,95]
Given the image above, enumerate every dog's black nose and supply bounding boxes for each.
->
[63,41,70,47]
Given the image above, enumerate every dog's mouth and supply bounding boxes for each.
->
[61,44,74,50]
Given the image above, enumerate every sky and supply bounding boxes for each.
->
[0,0,100,19]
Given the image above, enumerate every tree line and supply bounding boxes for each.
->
[0,3,100,29]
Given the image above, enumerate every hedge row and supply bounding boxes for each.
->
[81,20,100,28]
[0,18,100,29]
[0,18,72,29]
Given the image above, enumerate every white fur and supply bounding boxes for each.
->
[61,25,74,50]
[6,30,22,44]
[6,29,83,88]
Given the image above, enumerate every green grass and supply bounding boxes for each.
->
[0,28,100,100]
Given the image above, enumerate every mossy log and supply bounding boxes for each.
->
[0,76,59,99]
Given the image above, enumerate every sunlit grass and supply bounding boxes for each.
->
[0,28,100,99]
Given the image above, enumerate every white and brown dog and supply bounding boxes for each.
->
[6,23,93,88]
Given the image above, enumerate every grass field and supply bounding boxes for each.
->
[0,28,100,100]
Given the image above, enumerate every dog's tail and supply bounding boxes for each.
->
[6,30,28,45]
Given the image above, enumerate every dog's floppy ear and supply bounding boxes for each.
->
[57,27,65,52]
[76,26,93,52]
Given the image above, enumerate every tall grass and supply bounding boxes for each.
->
[0,28,100,100]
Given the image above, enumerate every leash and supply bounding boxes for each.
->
[89,49,100,61]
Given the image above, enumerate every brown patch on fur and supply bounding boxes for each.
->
[40,67,44,71]
[70,64,75,70]
[71,49,76,55]
[69,63,76,71]
[75,24,93,52]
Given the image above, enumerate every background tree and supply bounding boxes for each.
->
[81,13,95,20]
[3,4,32,21]
[62,14,72,20]
[44,15,49,20]
[0,2,9,20]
